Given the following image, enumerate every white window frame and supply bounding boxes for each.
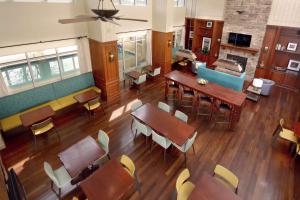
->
[114,0,147,6]
[174,0,185,7]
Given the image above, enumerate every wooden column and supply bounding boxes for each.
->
[89,39,120,102]
[152,31,173,75]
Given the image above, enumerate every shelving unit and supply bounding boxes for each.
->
[256,25,300,91]
[185,18,224,66]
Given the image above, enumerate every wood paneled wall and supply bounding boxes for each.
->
[152,31,173,74]
[89,39,120,102]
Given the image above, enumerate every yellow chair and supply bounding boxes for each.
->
[83,97,103,115]
[120,155,141,193]
[213,164,239,194]
[31,118,60,147]
[176,169,195,200]
[120,155,135,177]
[273,118,298,145]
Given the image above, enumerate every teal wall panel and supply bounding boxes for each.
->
[0,72,95,119]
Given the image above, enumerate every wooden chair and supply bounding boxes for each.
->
[166,80,180,102]
[196,93,214,118]
[84,96,104,116]
[178,85,196,110]
[176,168,195,200]
[94,130,111,166]
[148,67,161,79]
[213,101,233,126]
[133,74,147,92]
[130,100,143,132]
[213,164,239,194]
[158,101,171,113]
[151,130,171,161]
[31,118,59,147]
[175,110,188,123]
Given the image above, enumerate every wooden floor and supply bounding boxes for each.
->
[1,76,300,200]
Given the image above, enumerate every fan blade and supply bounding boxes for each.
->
[101,17,121,26]
[58,17,98,24]
[112,17,148,22]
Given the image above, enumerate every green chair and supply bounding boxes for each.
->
[172,132,197,166]
[44,162,71,199]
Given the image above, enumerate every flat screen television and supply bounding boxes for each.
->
[228,32,252,47]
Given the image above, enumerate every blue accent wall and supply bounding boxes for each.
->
[0,72,95,119]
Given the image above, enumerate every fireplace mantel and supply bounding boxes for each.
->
[221,43,259,55]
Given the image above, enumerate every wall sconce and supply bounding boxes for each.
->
[108,52,114,62]
[168,40,172,47]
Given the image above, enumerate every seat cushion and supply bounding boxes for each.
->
[84,102,101,111]
[32,122,54,136]
[279,129,298,143]
[0,115,22,132]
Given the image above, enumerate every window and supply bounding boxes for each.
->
[174,0,185,7]
[113,0,146,6]
[172,28,185,58]
[117,31,150,80]
[0,45,80,93]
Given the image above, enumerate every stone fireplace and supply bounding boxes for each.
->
[218,0,273,80]
[227,53,247,72]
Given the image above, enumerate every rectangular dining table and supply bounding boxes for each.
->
[189,173,241,200]
[20,105,55,127]
[80,159,135,200]
[165,70,247,129]
[131,103,196,146]
[58,136,105,178]
[73,90,99,104]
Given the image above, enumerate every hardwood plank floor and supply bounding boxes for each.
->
[1,77,300,200]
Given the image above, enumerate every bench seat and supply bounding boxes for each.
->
[0,86,101,132]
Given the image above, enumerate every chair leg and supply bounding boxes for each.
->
[131,119,134,133]
[164,149,166,162]
[58,188,61,200]
[55,128,60,142]
[134,130,138,139]
[145,136,148,145]
[107,154,111,160]
[184,153,187,167]
[51,181,54,190]
[192,144,196,155]
[33,135,37,148]
[150,140,154,152]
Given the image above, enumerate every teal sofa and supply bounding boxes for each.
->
[197,65,246,92]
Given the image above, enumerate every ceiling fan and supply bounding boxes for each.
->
[58,0,148,26]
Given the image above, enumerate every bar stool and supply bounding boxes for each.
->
[178,85,196,110]
[196,93,214,118]
[166,80,180,101]
[213,100,233,126]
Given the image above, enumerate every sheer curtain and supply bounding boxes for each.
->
[77,38,92,74]
[0,75,8,97]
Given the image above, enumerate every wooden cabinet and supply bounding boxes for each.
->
[256,25,300,91]
[185,18,224,66]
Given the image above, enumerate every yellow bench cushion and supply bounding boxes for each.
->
[1,115,22,132]
[0,86,101,132]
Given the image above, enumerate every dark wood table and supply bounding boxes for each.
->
[58,136,105,178]
[80,159,135,200]
[131,103,196,146]
[189,173,241,200]
[20,105,55,127]
[165,71,247,129]
[294,122,300,138]
[73,90,99,104]
[126,71,142,80]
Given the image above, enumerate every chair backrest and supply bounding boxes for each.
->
[98,130,109,154]
[43,162,60,187]
[158,102,170,113]
[153,67,161,76]
[176,168,190,192]
[152,130,168,148]
[137,74,147,84]
[88,96,100,107]
[175,110,188,123]
[183,132,197,152]
[214,164,239,191]
[120,155,135,177]
[131,100,143,111]
[134,119,150,136]
[31,118,53,131]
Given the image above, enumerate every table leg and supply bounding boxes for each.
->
[229,105,242,129]
[165,79,169,100]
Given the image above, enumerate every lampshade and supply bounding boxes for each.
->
[253,78,263,88]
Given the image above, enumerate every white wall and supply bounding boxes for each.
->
[173,7,186,26]
[0,1,88,47]
[186,0,225,20]
[268,0,300,28]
